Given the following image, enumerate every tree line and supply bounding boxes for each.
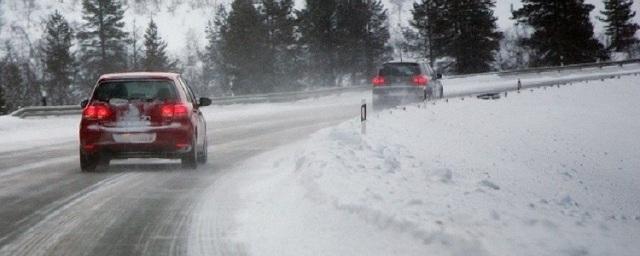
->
[404,0,639,73]
[0,0,639,114]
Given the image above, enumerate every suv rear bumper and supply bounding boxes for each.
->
[373,86,429,106]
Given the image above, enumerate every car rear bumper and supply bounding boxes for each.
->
[80,122,193,158]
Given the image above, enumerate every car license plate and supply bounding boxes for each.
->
[113,133,156,144]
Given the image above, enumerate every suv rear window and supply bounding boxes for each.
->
[379,63,421,76]
[93,80,177,102]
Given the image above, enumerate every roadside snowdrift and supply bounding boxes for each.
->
[227,76,640,256]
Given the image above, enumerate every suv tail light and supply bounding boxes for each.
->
[83,104,112,120]
[161,103,190,119]
[372,76,385,86]
[412,75,429,86]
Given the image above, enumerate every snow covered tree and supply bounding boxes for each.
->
[298,0,340,87]
[0,83,6,115]
[262,0,301,91]
[335,0,390,84]
[599,0,639,53]
[222,0,271,94]
[41,11,75,105]
[446,0,502,74]
[513,0,607,67]
[406,0,501,74]
[129,20,143,71]
[141,19,176,71]
[406,0,447,67]
[1,55,25,112]
[203,5,231,95]
[362,0,391,77]
[77,0,129,87]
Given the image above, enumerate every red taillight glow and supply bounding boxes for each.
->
[372,76,385,86]
[161,104,190,119]
[83,104,111,120]
[412,75,429,86]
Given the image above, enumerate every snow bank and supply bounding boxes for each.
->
[0,115,79,153]
[228,76,640,255]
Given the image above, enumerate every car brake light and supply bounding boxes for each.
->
[372,76,385,86]
[161,104,190,119]
[83,104,111,120]
[412,75,429,86]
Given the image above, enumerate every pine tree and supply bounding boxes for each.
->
[406,0,501,74]
[0,59,6,114]
[41,11,75,106]
[298,0,339,87]
[141,19,176,71]
[335,0,390,83]
[0,81,6,115]
[1,57,25,112]
[77,0,129,85]
[204,5,231,95]
[222,0,271,94]
[513,0,607,67]
[446,0,502,74]
[599,0,639,53]
[129,20,143,70]
[363,0,391,77]
[407,0,447,67]
[262,0,300,91]
[335,0,369,84]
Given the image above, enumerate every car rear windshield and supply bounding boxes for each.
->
[379,63,421,77]
[93,80,178,102]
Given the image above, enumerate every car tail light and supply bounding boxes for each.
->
[372,76,385,86]
[161,104,190,119]
[412,75,429,86]
[83,104,112,120]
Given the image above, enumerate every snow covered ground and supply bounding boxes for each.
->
[211,76,640,255]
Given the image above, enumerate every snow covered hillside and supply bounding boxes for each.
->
[216,76,640,255]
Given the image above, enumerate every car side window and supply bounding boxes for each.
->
[180,77,198,104]
[426,64,435,77]
[176,78,193,104]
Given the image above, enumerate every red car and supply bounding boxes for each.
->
[79,72,211,172]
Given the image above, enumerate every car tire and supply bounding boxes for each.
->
[80,150,99,172]
[197,136,208,164]
[439,86,444,98]
[181,138,198,169]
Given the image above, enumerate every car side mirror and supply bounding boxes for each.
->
[436,73,443,79]
[80,99,89,108]
[199,97,212,107]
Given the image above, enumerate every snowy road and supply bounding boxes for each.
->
[0,94,366,256]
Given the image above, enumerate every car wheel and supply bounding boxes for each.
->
[439,86,444,98]
[197,136,208,164]
[181,138,198,169]
[80,150,99,172]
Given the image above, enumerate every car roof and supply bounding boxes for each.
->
[98,72,180,81]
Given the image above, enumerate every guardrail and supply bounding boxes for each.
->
[8,58,640,118]
[446,58,640,79]
[10,85,369,118]
[445,69,640,99]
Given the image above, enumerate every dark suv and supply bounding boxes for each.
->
[79,72,211,172]
[372,61,443,109]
